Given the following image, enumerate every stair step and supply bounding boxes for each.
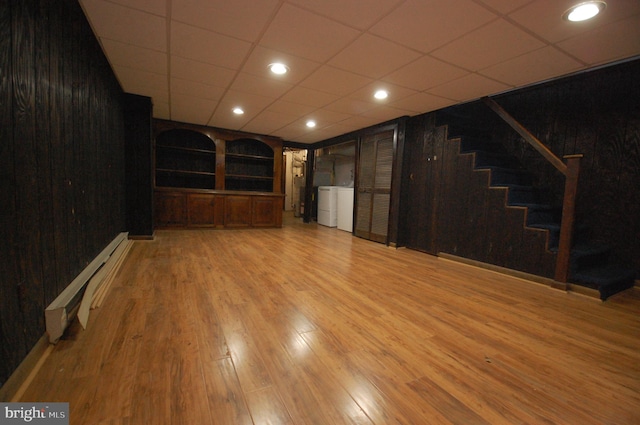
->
[507,185,540,206]
[459,137,504,153]
[481,166,533,186]
[472,151,519,168]
[526,204,560,226]
[571,265,636,300]
[570,244,611,271]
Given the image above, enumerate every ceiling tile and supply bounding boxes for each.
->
[242,110,299,135]
[170,94,217,124]
[324,98,378,115]
[383,55,469,91]
[113,66,167,97]
[338,115,386,131]
[348,81,417,104]
[557,16,640,65]
[259,4,360,62]
[288,0,403,30]
[370,0,497,53]
[427,73,511,102]
[96,0,167,16]
[328,34,422,79]
[171,78,226,101]
[101,39,167,73]
[241,47,321,84]
[279,86,339,108]
[305,109,353,129]
[153,101,171,120]
[509,0,640,44]
[229,73,294,99]
[170,56,236,88]
[80,0,166,51]
[265,100,316,117]
[146,90,170,106]
[171,0,280,42]
[431,19,546,71]
[358,104,413,121]
[300,66,373,96]
[317,123,362,139]
[295,125,348,143]
[215,90,275,119]
[479,46,583,86]
[207,107,252,131]
[171,22,252,69]
[475,0,533,14]
[272,125,308,141]
[276,120,318,141]
[389,92,455,114]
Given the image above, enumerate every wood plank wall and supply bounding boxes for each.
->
[0,0,126,387]
[399,59,640,278]
[124,94,154,238]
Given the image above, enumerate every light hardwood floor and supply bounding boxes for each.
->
[20,214,640,424]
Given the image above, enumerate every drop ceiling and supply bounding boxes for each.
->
[79,0,640,144]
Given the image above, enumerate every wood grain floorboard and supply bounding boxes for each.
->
[18,213,640,424]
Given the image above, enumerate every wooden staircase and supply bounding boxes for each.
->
[452,130,635,300]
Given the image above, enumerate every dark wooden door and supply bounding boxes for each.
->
[355,130,394,244]
[403,118,445,254]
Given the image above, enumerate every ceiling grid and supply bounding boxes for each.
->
[79,0,640,143]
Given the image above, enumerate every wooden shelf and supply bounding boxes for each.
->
[225,174,273,180]
[157,145,216,155]
[225,152,272,161]
[157,168,215,177]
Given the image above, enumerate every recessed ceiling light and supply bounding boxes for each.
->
[269,62,289,75]
[306,120,316,128]
[563,1,606,22]
[374,90,388,100]
[232,107,244,115]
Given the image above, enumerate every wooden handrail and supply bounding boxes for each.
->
[482,97,583,285]
[482,97,567,175]
[554,155,582,283]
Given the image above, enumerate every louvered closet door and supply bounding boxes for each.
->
[355,130,394,243]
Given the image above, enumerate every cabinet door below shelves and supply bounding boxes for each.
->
[224,195,252,227]
[253,197,283,227]
[187,194,219,227]
[156,192,187,227]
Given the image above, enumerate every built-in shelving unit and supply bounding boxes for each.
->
[153,120,284,229]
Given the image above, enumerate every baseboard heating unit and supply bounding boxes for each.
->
[45,232,130,343]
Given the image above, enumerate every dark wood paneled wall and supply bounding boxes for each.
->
[124,94,154,238]
[400,59,640,278]
[0,0,126,386]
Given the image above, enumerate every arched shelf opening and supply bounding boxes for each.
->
[225,138,275,192]
[155,129,217,189]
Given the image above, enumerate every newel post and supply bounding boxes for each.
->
[553,155,583,286]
